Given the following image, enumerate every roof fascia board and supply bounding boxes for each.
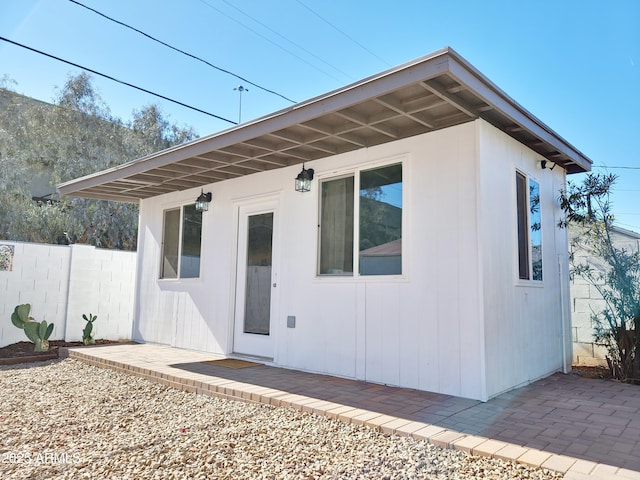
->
[612,225,640,239]
[445,49,591,172]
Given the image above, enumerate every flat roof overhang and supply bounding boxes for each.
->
[58,47,592,203]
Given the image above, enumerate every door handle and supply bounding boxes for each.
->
[272,283,277,287]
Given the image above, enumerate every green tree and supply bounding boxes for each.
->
[130,103,196,153]
[559,173,640,381]
[0,73,197,250]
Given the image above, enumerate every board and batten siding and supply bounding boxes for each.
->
[133,119,567,401]
[478,121,571,399]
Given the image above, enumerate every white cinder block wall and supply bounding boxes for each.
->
[0,241,135,347]
[569,227,640,365]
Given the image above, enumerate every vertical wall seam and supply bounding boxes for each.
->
[62,245,74,340]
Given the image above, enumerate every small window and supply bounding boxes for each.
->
[319,176,354,275]
[161,204,202,279]
[516,172,542,281]
[318,163,402,276]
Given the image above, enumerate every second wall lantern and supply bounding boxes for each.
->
[294,165,315,193]
[195,189,212,212]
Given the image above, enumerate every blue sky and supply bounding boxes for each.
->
[1,0,639,230]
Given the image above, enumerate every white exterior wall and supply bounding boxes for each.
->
[0,241,135,347]
[134,119,568,401]
[477,121,571,399]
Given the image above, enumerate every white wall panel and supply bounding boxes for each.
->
[364,283,401,386]
[478,121,567,399]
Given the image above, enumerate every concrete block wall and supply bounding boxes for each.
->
[0,241,136,348]
[569,226,640,365]
[570,276,608,365]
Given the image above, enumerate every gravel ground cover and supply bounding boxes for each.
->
[0,359,563,479]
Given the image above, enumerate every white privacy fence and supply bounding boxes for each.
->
[0,241,136,348]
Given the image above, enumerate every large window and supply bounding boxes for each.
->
[319,163,402,276]
[516,171,542,281]
[161,204,203,279]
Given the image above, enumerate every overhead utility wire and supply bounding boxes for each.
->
[69,0,296,104]
[196,0,345,83]
[295,0,391,67]
[218,0,353,81]
[593,165,640,170]
[0,36,237,125]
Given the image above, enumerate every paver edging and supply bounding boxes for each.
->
[541,454,577,475]
[517,448,552,469]
[451,435,488,454]
[494,444,530,463]
[0,352,58,365]
[567,459,598,476]
[62,347,633,479]
[429,430,467,449]
[472,439,508,458]
[411,424,447,441]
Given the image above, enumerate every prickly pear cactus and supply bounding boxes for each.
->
[11,304,33,329]
[10,304,54,352]
[82,313,97,345]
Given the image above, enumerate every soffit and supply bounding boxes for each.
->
[58,47,592,202]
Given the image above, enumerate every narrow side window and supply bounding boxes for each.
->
[319,176,354,275]
[180,204,202,278]
[529,180,542,281]
[161,208,180,279]
[516,172,530,280]
[516,172,543,281]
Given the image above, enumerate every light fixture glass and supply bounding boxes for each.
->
[295,165,314,192]
[195,189,212,212]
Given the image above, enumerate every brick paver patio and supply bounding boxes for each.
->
[60,343,640,479]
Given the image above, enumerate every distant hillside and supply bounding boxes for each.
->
[0,88,58,200]
[0,87,51,109]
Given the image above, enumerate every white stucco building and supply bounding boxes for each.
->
[59,47,591,401]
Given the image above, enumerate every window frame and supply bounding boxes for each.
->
[515,169,543,283]
[317,158,405,279]
[159,203,203,280]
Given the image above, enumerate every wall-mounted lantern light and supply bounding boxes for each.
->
[540,160,557,171]
[294,165,315,193]
[195,189,212,212]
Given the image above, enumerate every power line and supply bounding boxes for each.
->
[295,0,391,67]
[593,165,640,170]
[217,0,353,81]
[69,0,296,104]
[195,0,345,83]
[0,36,237,125]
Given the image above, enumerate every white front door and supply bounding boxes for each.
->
[233,201,278,358]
